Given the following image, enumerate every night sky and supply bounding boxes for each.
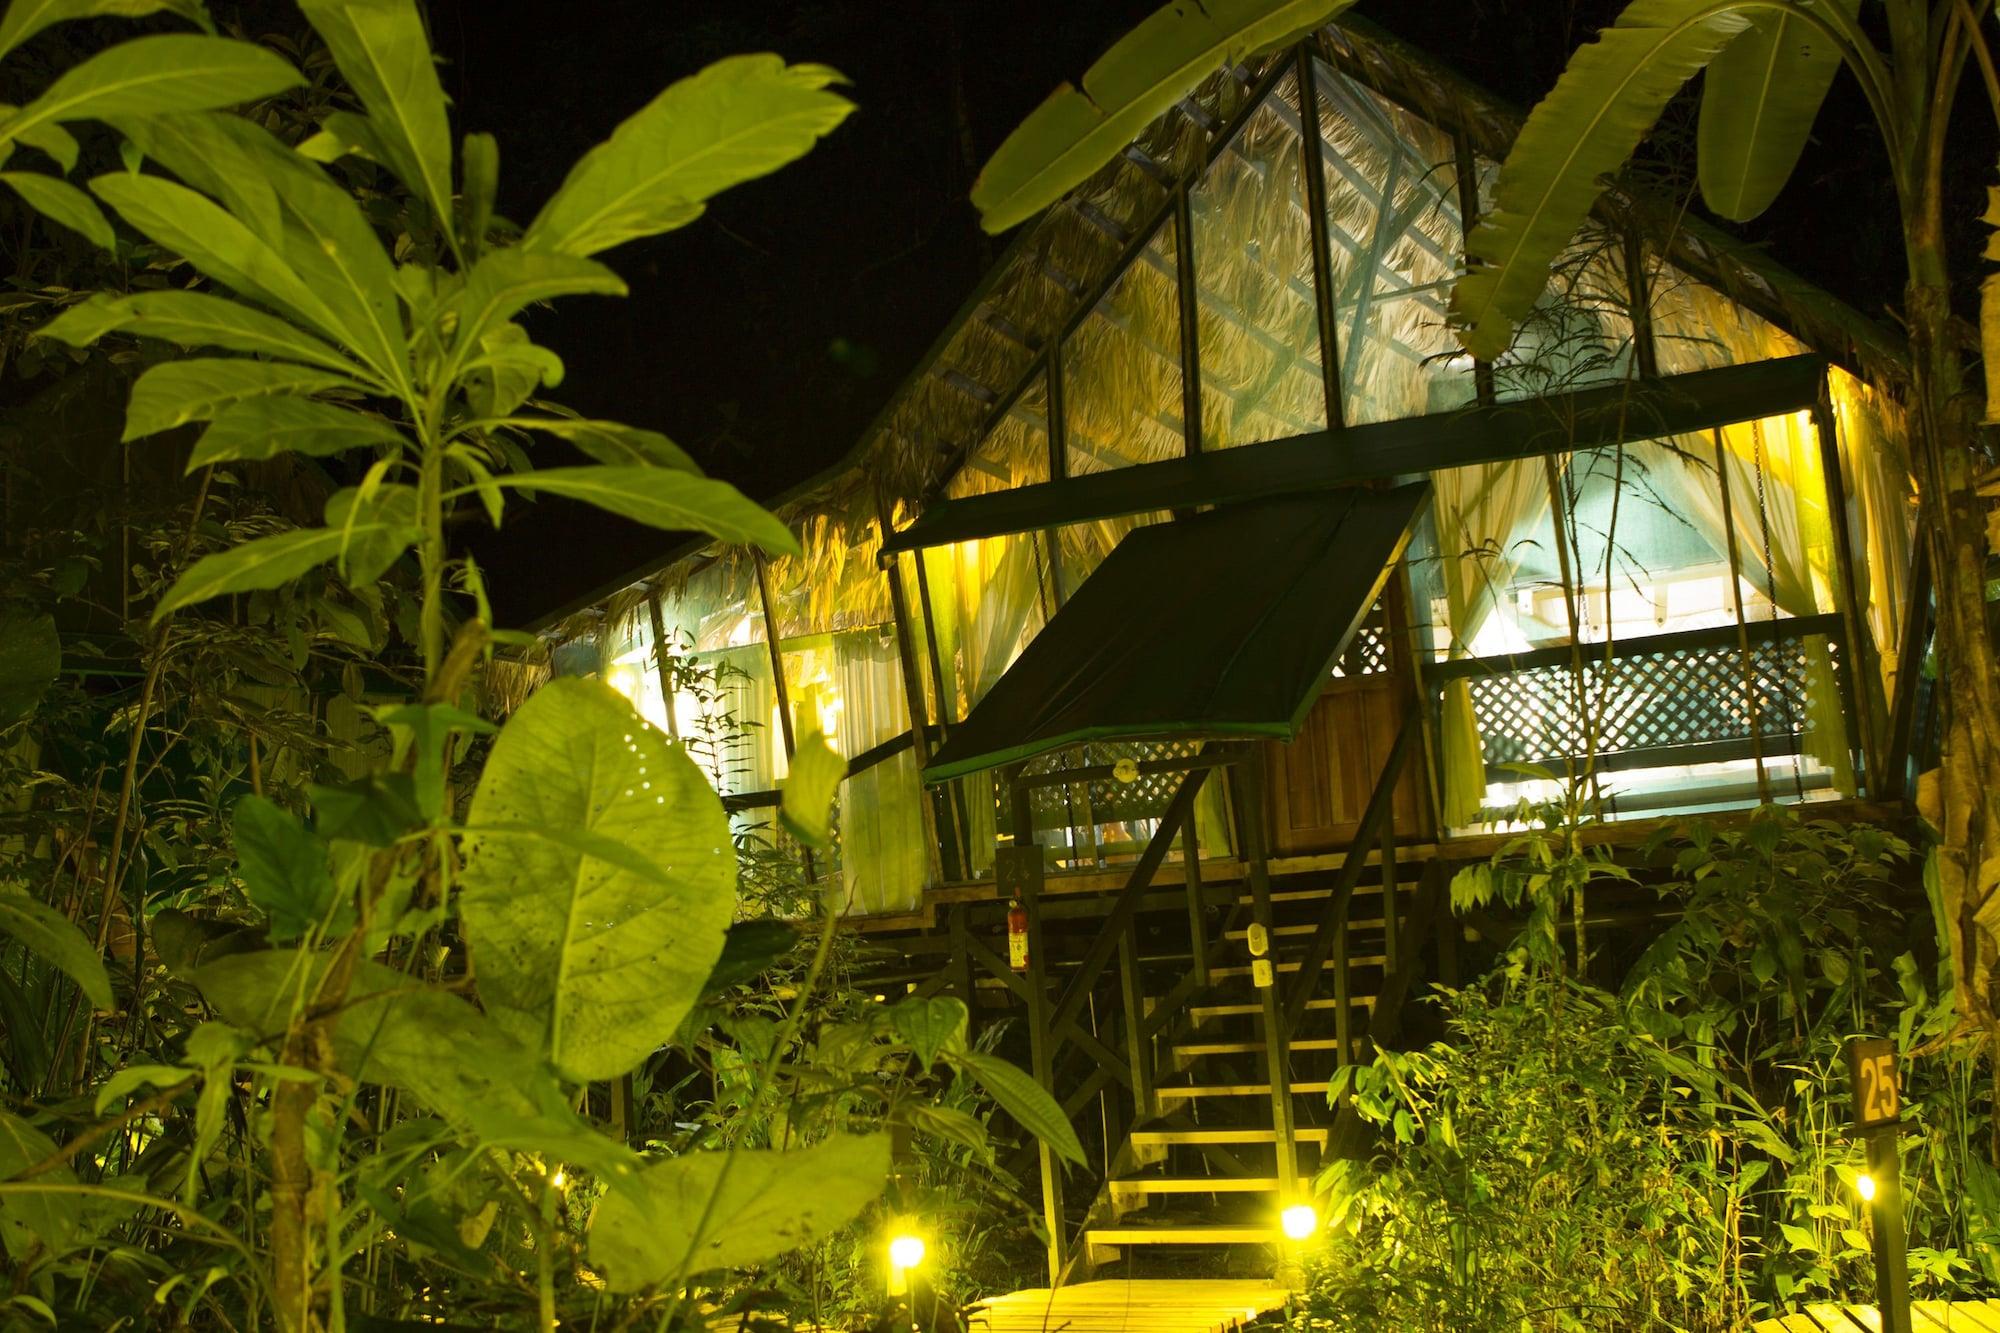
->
[440,0,1991,627]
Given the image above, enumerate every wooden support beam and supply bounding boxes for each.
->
[643,590,680,741]
[1238,757,1299,1204]
[1003,774,1066,1285]
[1881,539,1932,799]
[882,355,1830,558]
[1117,918,1157,1121]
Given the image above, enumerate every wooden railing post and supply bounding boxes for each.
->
[1238,756,1299,1206]
[1182,816,1210,990]
[1001,769,1066,1284]
[1117,918,1156,1123]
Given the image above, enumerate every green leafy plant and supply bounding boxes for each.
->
[0,4,1081,1329]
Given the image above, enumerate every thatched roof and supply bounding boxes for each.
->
[535,15,1905,644]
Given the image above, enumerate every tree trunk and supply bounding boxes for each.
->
[1905,201,2000,1035]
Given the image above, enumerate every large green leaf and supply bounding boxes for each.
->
[444,248,625,372]
[524,54,852,257]
[459,677,735,1082]
[0,105,77,172]
[0,889,112,1010]
[89,172,351,349]
[779,730,843,849]
[971,0,1353,233]
[231,795,339,941]
[152,521,417,622]
[189,396,403,470]
[1450,0,1753,360]
[460,130,497,254]
[322,484,419,584]
[109,115,410,391]
[499,466,800,556]
[123,358,350,441]
[588,1132,889,1290]
[42,290,361,375]
[1696,0,1858,221]
[0,171,112,249]
[194,952,642,1185]
[3,35,299,143]
[0,610,59,727]
[505,416,699,472]
[0,1111,79,1262]
[891,995,966,1071]
[955,1049,1087,1167]
[297,0,454,244]
[0,0,208,65]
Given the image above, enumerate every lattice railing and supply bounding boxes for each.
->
[1006,739,1204,832]
[1432,615,1850,775]
[1331,600,1392,678]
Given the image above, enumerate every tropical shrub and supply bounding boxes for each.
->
[1305,804,1990,1330]
[0,3,1080,1329]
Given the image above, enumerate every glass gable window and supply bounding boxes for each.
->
[1191,70,1328,449]
[1063,218,1186,475]
[1313,61,1474,425]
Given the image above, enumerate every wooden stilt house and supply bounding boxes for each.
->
[537,17,1924,1285]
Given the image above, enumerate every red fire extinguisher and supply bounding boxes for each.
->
[1007,893,1029,972]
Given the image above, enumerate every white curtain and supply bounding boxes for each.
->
[1671,416,1855,794]
[1431,459,1555,826]
[832,629,926,915]
[926,532,1052,873]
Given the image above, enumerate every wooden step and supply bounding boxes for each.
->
[1109,1177,1307,1195]
[1224,919,1383,941]
[1156,1082,1334,1099]
[1190,995,1376,1020]
[1209,956,1385,980]
[1130,1126,1329,1148]
[1240,884,1387,908]
[1174,1037,1345,1057]
[1084,1223,1279,1245]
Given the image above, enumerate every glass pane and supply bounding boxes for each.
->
[948,372,1050,500]
[1191,70,1327,448]
[1557,443,1735,645]
[1494,231,1637,400]
[1644,251,1807,372]
[1063,218,1185,474]
[1057,511,1159,593]
[1313,61,1474,424]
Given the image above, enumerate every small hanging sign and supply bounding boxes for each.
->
[1848,1036,1901,1132]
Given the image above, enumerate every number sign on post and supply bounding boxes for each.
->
[1848,1035,1913,1333]
[1849,1036,1901,1131]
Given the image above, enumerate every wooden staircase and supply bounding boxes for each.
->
[1077,863,1424,1271]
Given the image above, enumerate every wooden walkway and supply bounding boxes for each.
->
[1755,1300,2000,1330]
[968,1280,1290,1333]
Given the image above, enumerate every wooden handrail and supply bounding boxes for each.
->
[1045,768,1213,1057]
[1426,611,1843,683]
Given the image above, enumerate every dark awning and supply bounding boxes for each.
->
[923,483,1431,782]
[883,354,1825,559]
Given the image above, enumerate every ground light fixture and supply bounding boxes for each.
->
[1856,1172,1877,1202]
[886,1225,928,1296]
[1280,1203,1319,1241]
[888,1233,927,1270]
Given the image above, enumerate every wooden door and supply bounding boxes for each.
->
[1262,600,1430,856]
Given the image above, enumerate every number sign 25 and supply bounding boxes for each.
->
[1848,1037,1901,1131]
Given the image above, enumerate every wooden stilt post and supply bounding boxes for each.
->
[1002,768,1066,1284]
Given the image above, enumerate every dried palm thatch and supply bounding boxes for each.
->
[536,15,1905,667]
